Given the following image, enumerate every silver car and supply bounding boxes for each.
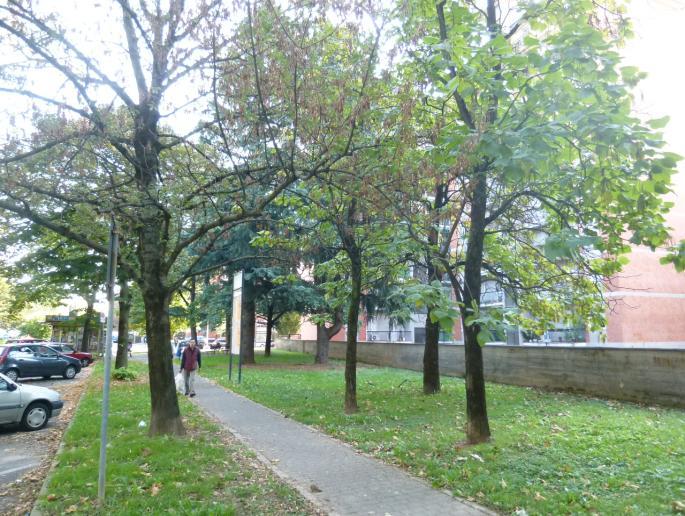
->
[0,372,64,431]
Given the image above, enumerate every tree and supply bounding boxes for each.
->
[0,216,107,351]
[0,276,15,329]
[114,272,133,369]
[254,271,319,357]
[17,319,51,340]
[393,0,681,443]
[275,312,301,338]
[0,1,380,434]
[298,168,416,413]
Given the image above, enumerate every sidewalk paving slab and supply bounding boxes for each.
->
[191,373,494,516]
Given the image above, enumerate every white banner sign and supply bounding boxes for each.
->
[231,271,243,355]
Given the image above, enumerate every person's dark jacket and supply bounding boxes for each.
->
[181,346,201,371]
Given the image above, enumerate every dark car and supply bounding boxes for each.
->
[174,340,188,358]
[45,343,94,368]
[0,344,81,382]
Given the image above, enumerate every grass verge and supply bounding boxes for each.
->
[36,360,318,515]
[201,350,685,515]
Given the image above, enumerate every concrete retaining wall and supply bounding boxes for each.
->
[278,340,685,408]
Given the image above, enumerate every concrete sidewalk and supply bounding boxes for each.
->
[190,374,493,516]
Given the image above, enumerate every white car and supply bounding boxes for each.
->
[0,372,64,431]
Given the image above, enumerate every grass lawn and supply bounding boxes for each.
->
[201,350,685,515]
[36,361,317,515]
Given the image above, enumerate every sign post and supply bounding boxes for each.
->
[98,216,118,505]
[229,271,243,383]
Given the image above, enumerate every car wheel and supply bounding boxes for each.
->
[63,365,77,379]
[5,368,19,382]
[21,402,50,431]
[80,359,88,368]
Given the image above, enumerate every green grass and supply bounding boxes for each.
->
[37,361,315,515]
[201,350,685,515]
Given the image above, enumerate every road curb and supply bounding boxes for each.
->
[30,373,92,516]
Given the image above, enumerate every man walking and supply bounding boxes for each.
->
[180,339,201,397]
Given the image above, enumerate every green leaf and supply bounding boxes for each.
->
[647,116,670,130]
[476,328,493,347]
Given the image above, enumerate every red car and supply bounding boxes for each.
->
[45,343,94,368]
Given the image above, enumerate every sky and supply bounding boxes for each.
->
[623,0,685,228]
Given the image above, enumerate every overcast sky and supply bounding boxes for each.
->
[624,0,685,199]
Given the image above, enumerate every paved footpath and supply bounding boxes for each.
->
[191,374,493,516]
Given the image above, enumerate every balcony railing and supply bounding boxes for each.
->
[366,330,414,343]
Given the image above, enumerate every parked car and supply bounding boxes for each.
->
[174,340,188,358]
[209,339,222,350]
[0,344,82,382]
[0,372,64,431]
[45,342,94,368]
[6,337,47,344]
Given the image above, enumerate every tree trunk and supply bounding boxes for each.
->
[241,280,256,364]
[143,289,185,436]
[423,246,442,394]
[344,249,362,414]
[189,276,198,343]
[80,294,95,352]
[315,323,330,364]
[315,308,343,365]
[423,306,441,394]
[461,168,491,444]
[133,103,184,436]
[115,278,131,369]
[264,304,273,357]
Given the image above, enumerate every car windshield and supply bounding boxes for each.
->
[62,345,75,352]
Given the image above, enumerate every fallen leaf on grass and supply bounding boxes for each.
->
[673,500,685,513]
[534,492,546,501]
[470,453,485,463]
[65,504,78,513]
[46,494,58,501]
[151,483,162,496]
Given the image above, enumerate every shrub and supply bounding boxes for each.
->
[112,367,137,381]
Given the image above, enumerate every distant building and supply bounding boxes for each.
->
[45,312,106,350]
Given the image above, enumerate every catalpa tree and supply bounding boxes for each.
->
[388,0,682,443]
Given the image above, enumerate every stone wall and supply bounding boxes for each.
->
[278,340,685,408]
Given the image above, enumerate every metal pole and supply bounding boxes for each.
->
[228,349,233,380]
[238,345,242,384]
[98,216,118,505]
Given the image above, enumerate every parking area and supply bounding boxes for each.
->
[0,369,92,515]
